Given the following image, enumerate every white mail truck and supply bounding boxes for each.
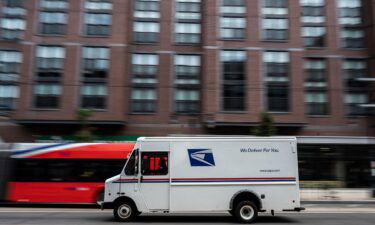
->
[100,137,304,223]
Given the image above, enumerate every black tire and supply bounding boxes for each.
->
[113,201,137,222]
[234,201,258,223]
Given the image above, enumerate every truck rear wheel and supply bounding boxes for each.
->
[113,201,137,222]
[234,201,258,223]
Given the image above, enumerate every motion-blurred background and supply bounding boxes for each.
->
[0,0,374,204]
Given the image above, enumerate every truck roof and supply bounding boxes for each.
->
[138,136,297,142]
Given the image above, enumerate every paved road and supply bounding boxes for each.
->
[1,204,375,225]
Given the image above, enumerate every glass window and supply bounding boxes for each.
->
[176,0,201,20]
[175,23,201,43]
[133,21,159,43]
[125,149,138,176]
[40,0,69,9]
[264,52,290,112]
[141,152,168,176]
[132,53,158,76]
[85,0,113,10]
[0,50,22,82]
[40,12,67,35]
[0,85,19,110]
[0,18,26,39]
[131,88,156,113]
[85,13,111,36]
[36,46,65,69]
[221,51,246,111]
[343,59,369,116]
[337,0,364,48]
[134,0,160,19]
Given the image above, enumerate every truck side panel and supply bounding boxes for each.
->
[169,140,299,212]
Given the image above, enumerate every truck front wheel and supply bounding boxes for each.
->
[113,201,137,222]
[234,201,258,223]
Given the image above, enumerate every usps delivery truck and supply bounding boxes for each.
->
[100,137,303,223]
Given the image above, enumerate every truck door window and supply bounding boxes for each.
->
[125,149,138,176]
[141,152,168,176]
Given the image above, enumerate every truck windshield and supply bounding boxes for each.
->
[124,149,138,176]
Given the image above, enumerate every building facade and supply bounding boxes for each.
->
[0,0,375,188]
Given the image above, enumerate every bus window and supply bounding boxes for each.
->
[141,152,168,176]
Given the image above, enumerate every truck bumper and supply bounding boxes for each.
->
[97,201,114,210]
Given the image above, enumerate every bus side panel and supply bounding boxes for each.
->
[7,182,103,203]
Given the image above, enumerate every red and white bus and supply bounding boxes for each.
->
[0,142,134,204]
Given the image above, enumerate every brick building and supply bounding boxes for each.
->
[0,0,373,141]
[0,0,375,188]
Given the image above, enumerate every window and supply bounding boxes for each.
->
[33,83,61,108]
[0,50,20,110]
[133,0,160,43]
[304,58,328,115]
[220,17,246,39]
[35,46,65,109]
[343,59,370,116]
[36,46,65,70]
[175,23,201,44]
[81,84,107,109]
[302,27,326,47]
[220,0,246,39]
[176,0,201,20]
[2,0,26,16]
[0,18,26,39]
[125,150,138,176]
[132,53,158,77]
[300,0,326,47]
[85,13,111,36]
[221,51,246,111]
[133,21,159,43]
[3,0,24,7]
[175,54,201,113]
[85,0,112,10]
[0,50,22,82]
[175,0,201,44]
[40,12,67,35]
[262,0,289,40]
[131,88,156,113]
[0,85,19,110]
[81,47,109,109]
[13,159,125,182]
[262,18,288,40]
[134,0,160,19]
[337,0,364,48]
[131,53,158,113]
[40,0,69,9]
[141,152,168,176]
[264,51,290,112]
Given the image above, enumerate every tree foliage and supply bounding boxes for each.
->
[252,112,277,136]
[74,109,96,142]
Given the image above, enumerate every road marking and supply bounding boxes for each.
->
[0,210,375,214]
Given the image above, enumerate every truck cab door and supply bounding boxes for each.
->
[138,142,170,211]
[118,149,140,201]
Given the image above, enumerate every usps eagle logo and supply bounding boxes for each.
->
[188,149,215,166]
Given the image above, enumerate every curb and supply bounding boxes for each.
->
[302,200,375,205]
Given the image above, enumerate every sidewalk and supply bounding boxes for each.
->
[301,189,375,202]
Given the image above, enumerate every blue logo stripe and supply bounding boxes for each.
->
[12,143,73,156]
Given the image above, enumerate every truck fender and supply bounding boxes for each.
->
[113,196,140,213]
[229,190,263,210]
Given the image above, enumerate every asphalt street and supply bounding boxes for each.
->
[0,204,375,225]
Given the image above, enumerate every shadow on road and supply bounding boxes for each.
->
[99,215,298,224]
